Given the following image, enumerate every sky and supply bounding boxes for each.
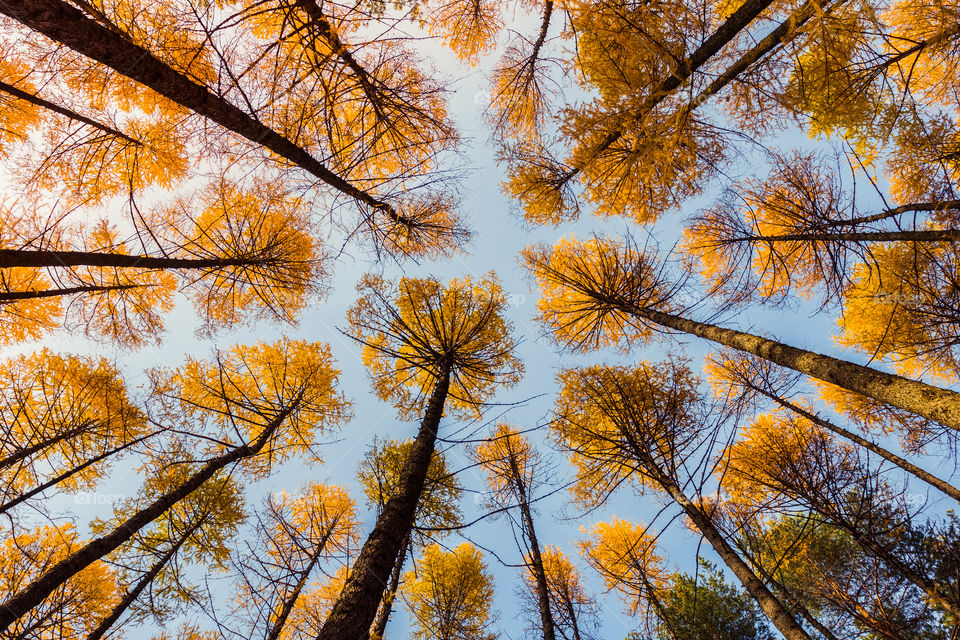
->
[9,5,960,640]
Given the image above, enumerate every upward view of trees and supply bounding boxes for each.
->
[2,0,960,637]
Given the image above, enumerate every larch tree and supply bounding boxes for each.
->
[475,423,558,640]
[403,542,498,640]
[318,273,521,640]
[0,337,349,631]
[552,359,814,639]
[525,234,960,432]
[356,437,463,640]
[532,546,599,640]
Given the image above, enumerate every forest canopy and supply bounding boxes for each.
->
[1,0,960,638]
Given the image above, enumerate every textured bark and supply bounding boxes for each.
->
[316,367,451,640]
[0,79,141,144]
[661,479,814,640]
[0,284,142,302]
[822,199,960,229]
[730,229,960,244]
[623,303,960,432]
[86,518,203,640]
[0,420,94,469]
[0,0,406,224]
[760,389,960,503]
[0,248,260,270]
[0,407,292,630]
[368,533,409,640]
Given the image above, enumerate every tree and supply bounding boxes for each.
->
[534,546,599,640]
[0,524,117,639]
[356,438,463,639]
[475,423,558,640]
[524,234,960,431]
[0,348,146,516]
[317,273,521,640]
[403,542,498,640]
[553,359,814,639]
[0,337,349,631]
[639,560,776,640]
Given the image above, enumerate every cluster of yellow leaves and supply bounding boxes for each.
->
[0,60,41,154]
[348,273,522,420]
[429,0,502,64]
[0,524,117,639]
[157,338,350,474]
[268,482,360,563]
[502,144,580,226]
[578,518,667,615]
[282,566,351,640]
[524,235,673,352]
[0,349,146,498]
[535,545,596,620]
[403,543,497,640]
[356,438,462,535]
[474,423,533,501]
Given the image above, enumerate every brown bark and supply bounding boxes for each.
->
[621,303,960,432]
[85,517,204,640]
[0,248,262,270]
[0,420,95,469]
[0,0,409,225]
[368,532,409,640]
[0,284,142,302]
[0,79,141,144]
[0,406,293,631]
[660,478,813,640]
[316,367,451,640]
[730,229,960,244]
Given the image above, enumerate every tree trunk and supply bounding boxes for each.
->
[622,302,960,432]
[660,479,814,640]
[731,229,960,244]
[316,366,451,640]
[0,248,261,270]
[0,0,407,224]
[0,407,292,630]
[368,532,410,640]
[757,388,960,503]
[85,517,203,640]
[0,284,143,302]
[264,523,339,640]
[0,420,95,469]
[510,458,556,640]
[0,79,141,144]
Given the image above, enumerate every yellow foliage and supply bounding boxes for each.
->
[348,273,522,420]
[404,543,497,640]
[0,60,42,154]
[428,0,502,64]
[578,518,666,615]
[160,338,350,474]
[268,482,360,562]
[0,524,117,639]
[474,423,533,499]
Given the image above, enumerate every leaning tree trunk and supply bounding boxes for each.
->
[86,516,205,640]
[0,249,263,270]
[0,420,95,469]
[368,532,410,640]
[0,407,292,631]
[657,475,814,640]
[733,229,960,244]
[621,302,960,432]
[0,284,143,302]
[0,0,407,225]
[316,366,451,640]
[757,388,960,503]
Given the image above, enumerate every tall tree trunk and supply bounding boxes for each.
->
[264,523,339,640]
[658,477,813,640]
[316,366,451,640]
[731,229,960,244]
[510,459,556,640]
[85,517,204,640]
[755,387,960,502]
[368,532,410,640]
[619,302,960,432]
[0,284,143,302]
[0,406,293,631]
[0,0,408,225]
[0,79,141,144]
[0,249,261,270]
